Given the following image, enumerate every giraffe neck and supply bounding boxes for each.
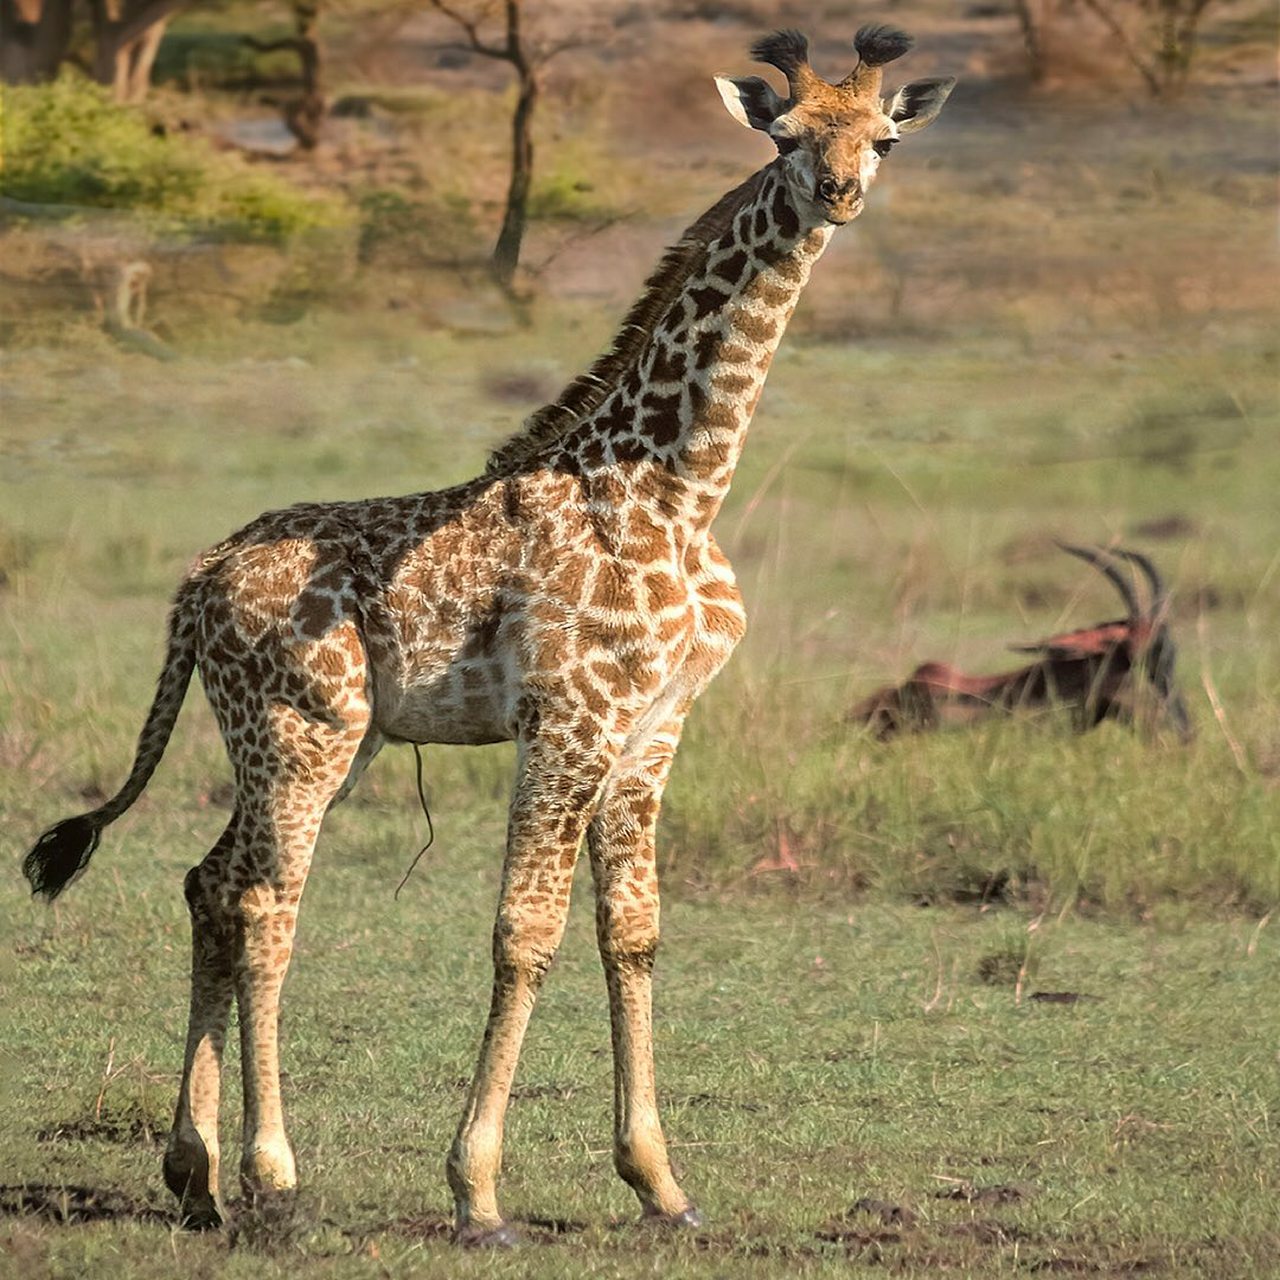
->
[570,162,832,530]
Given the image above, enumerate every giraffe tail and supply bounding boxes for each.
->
[23,582,201,901]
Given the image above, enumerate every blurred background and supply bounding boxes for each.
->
[1,0,1277,911]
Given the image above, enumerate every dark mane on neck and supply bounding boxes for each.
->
[484,164,776,477]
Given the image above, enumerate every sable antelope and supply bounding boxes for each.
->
[853,544,1192,741]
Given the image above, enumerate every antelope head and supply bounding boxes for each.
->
[1012,543,1193,740]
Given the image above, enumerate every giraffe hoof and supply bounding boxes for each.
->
[645,1205,703,1230]
[177,1198,225,1232]
[164,1153,225,1231]
[455,1221,520,1248]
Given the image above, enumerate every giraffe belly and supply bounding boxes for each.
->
[373,656,520,746]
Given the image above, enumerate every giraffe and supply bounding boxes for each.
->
[24,24,953,1243]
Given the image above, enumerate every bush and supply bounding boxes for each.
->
[0,75,348,240]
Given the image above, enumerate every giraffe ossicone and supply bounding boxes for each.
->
[24,24,951,1241]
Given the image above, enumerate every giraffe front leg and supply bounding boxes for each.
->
[164,829,237,1229]
[587,717,699,1227]
[447,726,616,1244]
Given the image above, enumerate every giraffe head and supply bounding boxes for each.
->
[716,25,954,226]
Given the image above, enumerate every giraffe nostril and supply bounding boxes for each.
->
[817,176,840,202]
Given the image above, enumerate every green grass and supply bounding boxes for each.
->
[3,827,1278,1278]
[2,4,1278,1268]
[4,323,1273,912]
[1,315,1277,1277]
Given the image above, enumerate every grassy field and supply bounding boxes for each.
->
[2,1,1279,1275]
[2,834,1278,1278]
[2,310,1276,1279]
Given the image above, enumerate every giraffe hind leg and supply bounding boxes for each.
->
[230,697,371,1202]
[164,817,240,1229]
[167,589,371,1222]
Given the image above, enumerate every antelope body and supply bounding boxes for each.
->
[853,545,1192,741]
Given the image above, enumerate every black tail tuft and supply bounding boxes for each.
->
[23,814,102,901]
[853,23,914,68]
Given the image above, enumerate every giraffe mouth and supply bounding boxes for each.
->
[823,198,863,226]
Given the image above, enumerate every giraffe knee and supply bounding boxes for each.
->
[596,891,661,971]
[492,910,567,988]
[183,865,226,923]
[182,868,238,958]
[600,924,660,972]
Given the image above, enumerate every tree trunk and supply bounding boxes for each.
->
[426,0,546,289]
[243,5,326,150]
[0,0,73,84]
[1078,0,1164,95]
[90,0,187,102]
[492,67,537,289]
[1154,0,1213,96]
[288,7,325,149]
[1012,0,1046,83]
[120,15,168,101]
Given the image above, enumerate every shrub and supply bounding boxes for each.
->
[0,75,348,240]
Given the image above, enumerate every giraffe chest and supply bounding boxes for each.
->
[369,549,741,749]
[358,470,745,747]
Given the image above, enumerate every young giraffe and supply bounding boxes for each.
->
[25,25,952,1243]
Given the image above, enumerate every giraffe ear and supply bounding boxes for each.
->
[715,75,787,131]
[884,76,956,134]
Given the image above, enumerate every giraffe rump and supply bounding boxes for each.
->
[484,167,772,477]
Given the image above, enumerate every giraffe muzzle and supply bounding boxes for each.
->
[815,175,862,223]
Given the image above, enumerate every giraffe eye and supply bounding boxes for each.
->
[872,138,897,158]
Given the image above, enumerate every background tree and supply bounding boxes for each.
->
[427,0,582,290]
[0,0,73,84]
[1012,0,1220,96]
[90,0,190,103]
[243,1,326,150]
[0,0,190,100]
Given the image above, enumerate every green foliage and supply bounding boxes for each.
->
[0,75,348,240]
[356,187,480,266]
[527,166,605,222]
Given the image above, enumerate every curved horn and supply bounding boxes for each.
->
[1055,540,1141,621]
[841,23,915,98]
[750,29,819,103]
[1108,547,1168,617]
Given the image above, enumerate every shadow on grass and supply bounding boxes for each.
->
[0,1183,586,1254]
[355,1211,586,1248]
[0,1183,172,1226]
[0,1181,1181,1270]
